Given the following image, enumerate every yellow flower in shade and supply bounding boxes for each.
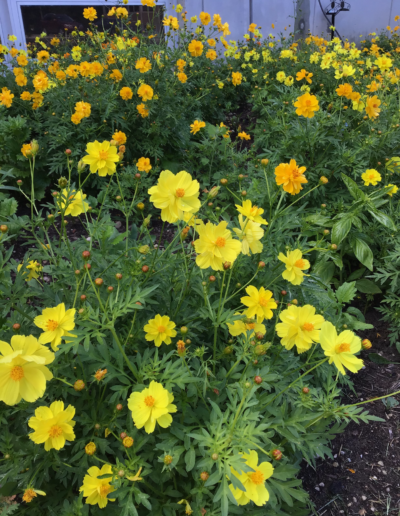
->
[194,221,242,271]
[0,87,14,108]
[278,249,310,285]
[206,49,217,60]
[58,189,89,217]
[188,40,203,57]
[136,81,154,101]
[241,286,277,323]
[177,72,188,83]
[365,95,381,119]
[135,57,151,73]
[22,488,46,503]
[75,101,91,118]
[275,159,307,195]
[120,87,133,100]
[284,75,294,86]
[144,314,177,347]
[82,141,119,177]
[28,401,76,450]
[148,170,200,223]
[137,103,149,117]
[235,200,268,224]
[319,321,364,375]
[294,92,319,118]
[37,50,49,62]
[137,157,152,173]
[110,69,123,82]
[85,442,96,455]
[83,7,97,21]
[232,71,242,85]
[229,450,273,506]
[276,305,324,354]
[361,169,381,186]
[190,120,206,134]
[80,464,116,508]
[386,183,398,196]
[233,215,264,255]
[21,91,32,101]
[112,131,126,146]
[33,72,49,92]
[0,335,54,406]
[127,380,177,433]
[238,131,250,140]
[227,313,266,337]
[17,260,42,281]
[199,12,211,25]
[34,303,76,351]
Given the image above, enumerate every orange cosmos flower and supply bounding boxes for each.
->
[275,159,307,195]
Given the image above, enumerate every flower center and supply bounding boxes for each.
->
[246,322,255,330]
[369,173,375,179]
[98,150,109,160]
[250,470,264,485]
[373,103,378,108]
[259,297,269,307]
[99,484,111,498]
[215,237,226,248]
[305,100,311,106]
[302,322,314,331]
[176,188,185,198]
[250,206,259,215]
[158,325,166,333]
[10,365,24,381]
[294,259,305,268]
[48,425,63,438]
[46,319,59,331]
[144,395,155,407]
[336,342,351,353]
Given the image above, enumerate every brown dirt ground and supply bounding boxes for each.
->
[301,307,400,516]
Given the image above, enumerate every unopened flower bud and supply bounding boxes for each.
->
[241,190,247,197]
[115,273,123,280]
[116,403,123,411]
[12,323,21,332]
[209,275,216,282]
[323,229,330,235]
[281,290,287,296]
[164,454,173,465]
[107,286,114,293]
[180,326,188,335]
[320,176,328,184]
[82,250,91,260]
[123,436,134,448]
[85,442,96,455]
[95,423,101,430]
[224,346,233,355]
[292,299,298,305]
[17,179,23,185]
[255,344,267,356]
[254,375,262,384]
[362,339,372,350]
[220,178,228,186]
[0,225,8,233]
[272,449,282,460]
[258,261,265,269]
[77,160,87,173]
[80,295,86,301]
[321,204,327,208]
[119,145,126,153]
[65,149,72,155]
[143,215,151,227]
[142,265,149,273]
[302,387,310,394]
[208,186,220,199]
[120,432,127,440]
[261,158,269,166]
[118,470,125,477]
[331,244,337,250]
[137,202,145,211]
[116,195,122,202]
[74,380,85,391]
[223,261,231,270]
[31,139,39,155]
[211,453,219,461]
[200,471,209,481]
[110,139,118,146]
[94,278,103,287]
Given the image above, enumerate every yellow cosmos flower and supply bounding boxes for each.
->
[144,314,177,347]
[233,215,264,255]
[22,488,46,503]
[120,87,133,100]
[276,71,286,82]
[229,450,274,506]
[137,84,154,101]
[28,401,76,450]
[136,57,151,73]
[112,131,127,146]
[0,335,54,406]
[276,305,324,354]
[294,92,319,118]
[34,303,76,351]
[128,381,177,433]
[238,131,251,140]
[137,103,149,117]
[278,249,310,285]
[336,83,353,98]
[361,169,381,186]
[235,200,268,224]
[80,464,116,508]
[82,141,119,177]
[190,120,206,134]
[232,71,242,85]
[375,56,392,71]
[275,159,307,195]
[17,260,42,281]
[58,189,89,217]
[320,321,364,375]
[365,95,381,119]
[386,183,398,196]
[241,286,277,323]
[188,40,203,57]
[0,87,14,108]
[136,157,152,173]
[194,221,242,271]
[83,7,97,21]
[177,72,188,83]
[227,313,266,337]
[148,170,200,223]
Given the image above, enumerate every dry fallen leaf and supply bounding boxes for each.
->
[347,468,356,474]
[359,509,366,516]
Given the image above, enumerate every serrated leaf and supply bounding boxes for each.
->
[336,282,357,304]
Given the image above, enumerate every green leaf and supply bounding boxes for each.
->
[185,447,195,472]
[341,173,365,200]
[0,482,18,496]
[121,493,138,516]
[336,282,357,304]
[368,353,396,365]
[368,206,396,231]
[332,216,352,245]
[351,238,373,271]
[355,278,381,294]
[0,198,18,217]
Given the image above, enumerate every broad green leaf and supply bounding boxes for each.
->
[332,216,352,245]
[369,353,396,365]
[336,282,357,304]
[355,278,381,294]
[351,237,373,271]
[368,206,396,231]
[185,447,195,472]
[341,173,365,200]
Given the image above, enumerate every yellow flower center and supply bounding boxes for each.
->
[215,237,226,248]
[99,484,111,498]
[294,259,305,268]
[98,149,109,160]
[46,319,59,331]
[144,395,155,407]
[176,188,185,198]
[158,325,166,333]
[250,206,259,215]
[10,365,24,381]
[302,322,314,331]
[369,173,375,179]
[22,489,37,503]
[246,323,255,330]
[48,425,63,438]
[259,297,269,307]
[305,99,311,106]
[250,470,264,485]
[336,342,351,353]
